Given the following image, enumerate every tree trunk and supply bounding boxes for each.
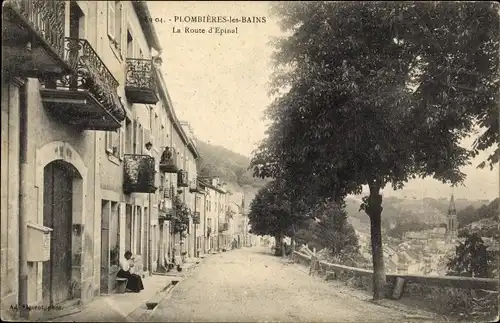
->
[366,185,386,300]
[274,234,283,256]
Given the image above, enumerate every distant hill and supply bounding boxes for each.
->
[345,195,494,235]
[195,139,270,207]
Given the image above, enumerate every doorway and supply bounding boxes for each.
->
[42,160,74,306]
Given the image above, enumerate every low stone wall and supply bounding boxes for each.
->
[292,251,498,321]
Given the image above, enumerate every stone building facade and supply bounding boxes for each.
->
[1,1,203,319]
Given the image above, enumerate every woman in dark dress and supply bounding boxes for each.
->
[117,251,144,293]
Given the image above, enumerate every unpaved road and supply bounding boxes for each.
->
[150,247,437,322]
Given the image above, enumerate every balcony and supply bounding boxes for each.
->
[159,147,179,173]
[123,154,157,194]
[125,58,159,104]
[177,170,188,188]
[158,199,173,221]
[3,0,72,78]
[219,223,228,232]
[40,38,126,131]
[193,212,201,224]
[161,185,175,200]
[189,178,205,193]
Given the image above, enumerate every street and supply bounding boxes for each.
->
[149,247,425,322]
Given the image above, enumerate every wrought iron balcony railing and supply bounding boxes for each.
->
[3,0,71,78]
[123,154,157,194]
[159,147,179,173]
[158,199,173,221]
[193,212,201,224]
[177,170,189,188]
[40,38,126,130]
[125,58,159,104]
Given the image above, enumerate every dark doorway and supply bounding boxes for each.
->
[42,160,74,306]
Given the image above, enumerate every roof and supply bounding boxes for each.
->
[203,182,227,194]
[133,2,162,52]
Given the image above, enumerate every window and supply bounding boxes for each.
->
[133,120,144,154]
[135,206,142,255]
[108,1,122,52]
[125,204,133,252]
[110,202,119,251]
[105,128,123,160]
[125,118,133,154]
[69,2,84,39]
[127,30,133,58]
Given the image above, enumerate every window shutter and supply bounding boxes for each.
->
[133,119,139,154]
[120,127,125,159]
[108,2,115,39]
[140,127,145,154]
[106,132,113,153]
[116,1,122,48]
[144,128,151,151]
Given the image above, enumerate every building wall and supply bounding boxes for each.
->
[1,75,98,309]
[1,1,204,314]
[1,80,22,308]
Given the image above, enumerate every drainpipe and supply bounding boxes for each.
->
[18,80,29,319]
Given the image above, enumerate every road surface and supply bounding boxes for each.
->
[149,247,433,322]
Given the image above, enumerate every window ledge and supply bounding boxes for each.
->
[107,152,121,166]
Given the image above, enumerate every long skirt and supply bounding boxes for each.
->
[117,269,144,292]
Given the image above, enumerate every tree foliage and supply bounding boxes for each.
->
[309,201,360,262]
[251,1,498,299]
[447,233,494,278]
[173,194,190,236]
[248,179,307,239]
[457,198,499,228]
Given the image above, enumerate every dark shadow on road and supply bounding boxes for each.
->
[249,248,283,257]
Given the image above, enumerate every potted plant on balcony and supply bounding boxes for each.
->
[172,194,189,235]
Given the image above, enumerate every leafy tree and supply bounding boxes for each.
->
[248,179,307,256]
[447,232,494,278]
[310,201,361,261]
[173,194,189,237]
[252,1,498,299]
[458,198,499,228]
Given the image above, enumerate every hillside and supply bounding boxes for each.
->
[345,195,494,235]
[195,139,270,207]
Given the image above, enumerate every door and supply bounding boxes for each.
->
[43,161,73,306]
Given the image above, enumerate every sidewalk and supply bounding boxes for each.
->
[48,257,204,322]
[47,275,173,322]
[153,256,202,279]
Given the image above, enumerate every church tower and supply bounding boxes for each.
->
[446,194,458,242]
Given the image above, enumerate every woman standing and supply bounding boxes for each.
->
[117,251,145,293]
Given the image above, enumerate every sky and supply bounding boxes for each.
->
[148,1,279,157]
[147,1,498,202]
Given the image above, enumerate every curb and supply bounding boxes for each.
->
[133,259,202,322]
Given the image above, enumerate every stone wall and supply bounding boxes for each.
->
[292,251,498,321]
